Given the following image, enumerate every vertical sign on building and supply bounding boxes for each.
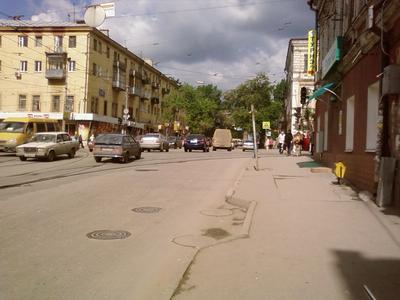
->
[307,29,317,75]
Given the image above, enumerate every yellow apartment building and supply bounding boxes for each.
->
[0,20,178,139]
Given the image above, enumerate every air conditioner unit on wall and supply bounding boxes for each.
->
[382,64,400,95]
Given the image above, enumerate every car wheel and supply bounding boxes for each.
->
[147,149,151,152]
[135,151,141,159]
[184,148,188,152]
[68,148,76,158]
[213,147,217,151]
[203,147,206,152]
[47,151,55,162]
[207,148,210,152]
[19,156,27,161]
[121,152,129,163]
[189,149,192,152]
[166,147,169,152]
[228,148,232,151]
[94,157,102,163]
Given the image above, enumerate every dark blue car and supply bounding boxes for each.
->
[184,134,209,152]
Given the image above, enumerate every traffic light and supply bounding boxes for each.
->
[300,87,307,105]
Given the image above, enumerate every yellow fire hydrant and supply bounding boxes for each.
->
[334,161,346,184]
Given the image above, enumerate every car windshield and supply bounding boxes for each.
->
[0,122,25,133]
[95,134,123,145]
[31,134,56,143]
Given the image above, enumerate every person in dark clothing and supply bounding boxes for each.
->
[284,130,293,156]
[78,134,84,148]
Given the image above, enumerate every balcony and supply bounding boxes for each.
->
[151,96,159,104]
[141,90,151,100]
[129,69,141,78]
[128,86,142,96]
[45,69,66,80]
[152,82,160,90]
[162,87,170,95]
[112,80,125,90]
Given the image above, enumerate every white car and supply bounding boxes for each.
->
[242,140,255,151]
[16,132,79,161]
[140,133,170,152]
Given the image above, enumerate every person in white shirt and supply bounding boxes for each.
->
[277,131,285,154]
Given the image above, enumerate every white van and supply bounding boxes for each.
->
[212,129,233,151]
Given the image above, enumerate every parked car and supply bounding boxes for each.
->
[15,132,79,161]
[242,140,255,151]
[184,134,209,152]
[212,129,233,151]
[93,133,141,163]
[167,136,183,149]
[140,133,169,152]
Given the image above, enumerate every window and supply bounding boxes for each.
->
[92,63,97,76]
[103,100,108,115]
[68,36,76,48]
[106,46,110,58]
[93,39,97,51]
[366,82,379,151]
[35,61,42,72]
[54,35,63,51]
[52,95,61,112]
[0,60,2,72]
[35,36,42,47]
[324,110,328,151]
[65,95,74,112]
[98,41,102,53]
[90,97,99,113]
[18,35,28,47]
[345,95,355,151]
[36,122,46,132]
[0,35,2,47]
[20,61,28,72]
[47,123,56,132]
[32,95,40,111]
[18,95,27,110]
[68,60,76,72]
[303,54,308,73]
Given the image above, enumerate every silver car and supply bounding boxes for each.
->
[140,133,169,152]
[242,140,254,152]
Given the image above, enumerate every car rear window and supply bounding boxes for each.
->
[95,134,122,145]
[187,134,204,139]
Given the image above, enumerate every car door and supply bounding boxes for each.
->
[128,136,139,155]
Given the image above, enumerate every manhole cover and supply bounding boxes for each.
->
[87,230,131,240]
[135,169,159,172]
[132,206,162,213]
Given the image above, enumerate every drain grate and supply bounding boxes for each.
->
[132,206,162,213]
[87,230,131,240]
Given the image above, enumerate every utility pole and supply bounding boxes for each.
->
[251,104,259,171]
[122,84,129,134]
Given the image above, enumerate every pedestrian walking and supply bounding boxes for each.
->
[277,131,285,154]
[78,134,84,148]
[284,130,293,156]
[293,131,304,156]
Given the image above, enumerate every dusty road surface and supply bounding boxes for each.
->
[0,149,250,300]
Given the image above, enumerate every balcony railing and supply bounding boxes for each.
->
[112,80,125,90]
[45,69,66,80]
[128,86,142,96]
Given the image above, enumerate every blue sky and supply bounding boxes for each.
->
[1,0,315,90]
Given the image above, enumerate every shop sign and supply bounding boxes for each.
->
[322,36,343,79]
[307,29,317,75]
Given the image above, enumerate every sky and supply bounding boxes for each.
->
[0,0,315,90]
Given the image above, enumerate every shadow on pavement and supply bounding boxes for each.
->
[333,249,400,299]
[381,207,400,220]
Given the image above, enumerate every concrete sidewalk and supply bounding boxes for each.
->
[172,151,400,300]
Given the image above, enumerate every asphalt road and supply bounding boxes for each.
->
[0,148,252,300]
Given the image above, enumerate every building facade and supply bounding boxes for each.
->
[284,38,316,132]
[0,20,179,140]
[308,0,400,207]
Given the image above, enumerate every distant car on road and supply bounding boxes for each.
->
[140,133,169,152]
[16,132,79,161]
[242,140,254,151]
[184,134,209,152]
[93,133,141,163]
[167,136,182,149]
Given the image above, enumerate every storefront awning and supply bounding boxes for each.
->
[308,82,336,100]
